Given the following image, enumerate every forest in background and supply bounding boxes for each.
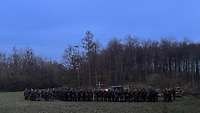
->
[0,31,200,91]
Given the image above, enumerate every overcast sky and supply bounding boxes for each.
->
[0,0,200,60]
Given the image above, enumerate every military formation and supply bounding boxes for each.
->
[24,87,180,102]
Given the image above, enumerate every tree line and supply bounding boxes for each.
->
[0,31,200,91]
[64,31,200,89]
[0,48,66,91]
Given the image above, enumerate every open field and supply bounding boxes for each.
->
[0,92,200,113]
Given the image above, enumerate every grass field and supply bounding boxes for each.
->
[0,92,199,113]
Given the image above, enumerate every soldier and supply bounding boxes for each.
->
[111,90,114,102]
[162,88,167,102]
[124,89,129,102]
[30,89,37,101]
[67,90,71,101]
[84,90,88,101]
[163,88,172,102]
[24,88,30,100]
[114,90,118,102]
[141,88,147,102]
[71,90,75,101]
[44,89,50,101]
[134,89,140,102]
[132,89,137,102]
[153,89,159,102]
[79,90,84,101]
[167,88,172,102]
[148,88,158,102]
[119,90,124,102]
[138,88,142,102]
[172,88,176,101]
[129,90,134,102]
[35,89,41,101]
[75,90,79,101]
[107,89,111,102]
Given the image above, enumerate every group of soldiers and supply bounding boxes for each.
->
[162,88,176,102]
[24,87,178,102]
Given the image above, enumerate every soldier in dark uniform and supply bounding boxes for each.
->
[24,88,30,100]
[154,89,159,102]
[111,90,114,102]
[163,88,172,102]
[30,89,37,101]
[162,88,167,102]
[132,89,136,102]
[129,90,134,102]
[172,88,176,101]
[119,91,124,102]
[138,88,142,102]
[102,90,107,102]
[167,88,172,102]
[107,89,111,102]
[84,90,88,101]
[72,90,75,101]
[81,90,84,101]
[148,88,158,102]
[44,90,49,101]
[75,90,79,101]
[36,89,41,101]
[141,88,147,102]
[88,90,92,101]
[114,90,118,102]
[135,89,140,102]
[124,89,129,102]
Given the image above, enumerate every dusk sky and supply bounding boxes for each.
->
[0,0,200,61]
